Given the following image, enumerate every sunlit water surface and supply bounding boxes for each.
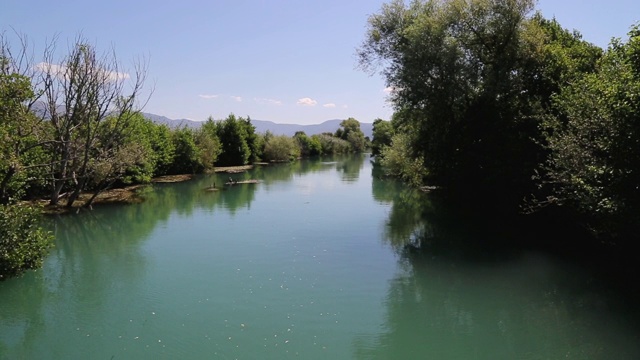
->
[1,155,638,359]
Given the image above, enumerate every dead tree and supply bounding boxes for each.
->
[38,36,148,207]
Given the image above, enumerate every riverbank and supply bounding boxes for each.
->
[31,185,149,215]
[32,166,260,214]
[214,165,255,173]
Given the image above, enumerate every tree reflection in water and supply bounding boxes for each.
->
[361,163,640,359]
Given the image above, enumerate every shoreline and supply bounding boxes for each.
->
[31,165,258,215]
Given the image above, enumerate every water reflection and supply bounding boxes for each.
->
[0,203,152,357]
[336,154,365,182]
[365,166,640,359]
[0,156,364,348]
[4,155,637,359]
[251,154,366,188]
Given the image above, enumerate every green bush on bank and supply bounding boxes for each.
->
[0,204,53,280]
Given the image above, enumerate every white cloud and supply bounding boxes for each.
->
[297,97,317,106]
[383,86,402,94]
[106,70,130,81]
[35,62,65,76]
[35,62,130,82]
[323,103,336,108]
[231,96,242,102]
[255,97,282,106]
[342,104,348,109]
[199,94,219,99]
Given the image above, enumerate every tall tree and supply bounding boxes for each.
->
[37,37,147,207]
[241,116,259,162]
[294,131,322,156]
[358,0,561,209]
[0,72,37,203]
[0,33,51,203]
[371,118,394,156]
[215,114,251,166]
[168,127,202,174]
[197,117,223,171]
[335,117,367,153]
[543,25,640,236]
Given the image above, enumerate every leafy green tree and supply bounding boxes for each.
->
[242,116,259,162]
[294,131,322,156]
[215,114,252,166]
[263,135,300,162]
[543,25,640,236]
[168,127,202,174]
[1,34,57,203]
[148,122,175,176]
[524,15,602,106]
[0,39,54,280]
[371,118,394,156]
[106,112,156,185]
[335,117,366,152]
[197,117,223,171]
[381,132,427,187]
[358,0,564,209]
[0,72,42,203]
[258,130,275,159]
[312,133,351,155]
[0,204,53,280]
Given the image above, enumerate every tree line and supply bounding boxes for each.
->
[363,0,640,243]
[0,34,368,279]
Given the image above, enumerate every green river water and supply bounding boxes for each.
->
[1,154,639,359]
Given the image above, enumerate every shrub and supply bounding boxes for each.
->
[0,204,53,280]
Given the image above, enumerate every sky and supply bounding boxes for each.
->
[2,0,639,125]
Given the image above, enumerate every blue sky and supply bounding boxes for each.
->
[2,0,639,124]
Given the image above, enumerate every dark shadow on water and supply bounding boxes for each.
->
[363,164,640,359]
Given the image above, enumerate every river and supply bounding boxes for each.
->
[1,154,638,359]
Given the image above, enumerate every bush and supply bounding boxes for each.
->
[380,133,427,187]
[313,134,351,155]
[0,204,53,280]
[263,135,300,162]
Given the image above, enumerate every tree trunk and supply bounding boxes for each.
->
[49,179,66,205]
[49,144,71,205]
[83,179,115,208]
[65,177,87,208]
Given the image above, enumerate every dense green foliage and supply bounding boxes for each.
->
[380,132,427,187]
[0,72,45,204]
[335,118,367,152]
[0,204,53,280]
[214,114,255,166]
[313,133,352,154]
[361,0,545,208]
[543,26,640,236]
[263,135,301,162]
[363,0,639,238]
[371,118,394,156]
[1,32,370,279]
[168,127,202,174]
[293,131,322,156]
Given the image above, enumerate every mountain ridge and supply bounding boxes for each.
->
[142,113,373,139]
[26,102,374,138]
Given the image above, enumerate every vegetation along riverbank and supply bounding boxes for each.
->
[3,0,640,285]
[0,31,369,279]
[363,0,640,252]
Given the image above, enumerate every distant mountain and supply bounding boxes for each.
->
[142,113,202,129]
[142,113,373,139]
[252,119,373,139]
